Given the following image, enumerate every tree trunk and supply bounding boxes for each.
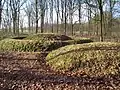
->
[78,2,81,34]
[57,12,59,33]
[28,14,31,33]
[35,0,38,33]
[13,18,16,34]
[56,0,59,33]
[64,0,67,35]
[17,11,20,36]
[99,0,103,42]
[41,13,44,33]
[0,0,2,28]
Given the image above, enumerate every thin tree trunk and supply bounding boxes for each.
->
[35,0,38,33]
[64,0,67,35]
[28,14,31,33]
[51,0,53,33]
[57,12,59,33]
[17,11,20,36]
[99,0,103,42]
[56,0,59,33]
[0,1,2,28]
[61,0,64,33]
[78,2,81,34]
[41,13,44,33]
[13,18,16,34]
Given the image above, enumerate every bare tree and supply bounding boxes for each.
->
[98,0,104,41]
[49,0,54,33]
[10,0,27,35]
[2,0,12,32]
[19,15,24,33]
[24,2,32,33]
[38,0,47,33]
[64,0,67,35]
[61,0,64,24]
[77,0,82,33]
[108,0,116,35]
[54,0,60,33]
[85,0,104,41]
[0,0,6,28]
[68,0,77,35]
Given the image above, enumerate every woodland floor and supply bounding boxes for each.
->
[0,52,120,90]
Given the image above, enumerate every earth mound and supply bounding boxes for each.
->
[46,42,120,76]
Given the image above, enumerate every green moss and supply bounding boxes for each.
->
[46,42,120,76]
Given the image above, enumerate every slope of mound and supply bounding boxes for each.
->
[46,42,120,76]
[0,38,76,52]
[0,39,60,52]
[0,33,93,52]
[0,39,41,52]
[24,33,72,41]
[24,33,93,49]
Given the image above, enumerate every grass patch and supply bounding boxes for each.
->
[46,42,120,76]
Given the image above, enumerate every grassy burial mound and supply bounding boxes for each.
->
[24,33,93,50]
[0,34,72,52]
[0,33,93,52]
[24,33,72,41]
[0,39,73,52]
[24,33,93,44]
[46,42,120,76]
[24,33,74,51]
[0,39,40,52]
[0,39,57,52]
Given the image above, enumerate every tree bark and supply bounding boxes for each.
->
[35,0,38,33]
[99,0,103,42]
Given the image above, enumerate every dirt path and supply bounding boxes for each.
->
[0,52,120,90]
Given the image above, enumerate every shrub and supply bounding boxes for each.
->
[46,42,120,76]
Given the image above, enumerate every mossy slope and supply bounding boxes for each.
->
[24,33,72,41]
[0,39,59,52]
[0,33,93,52]
[46,42,120,76]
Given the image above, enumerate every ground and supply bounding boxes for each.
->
[0,52,120,90]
